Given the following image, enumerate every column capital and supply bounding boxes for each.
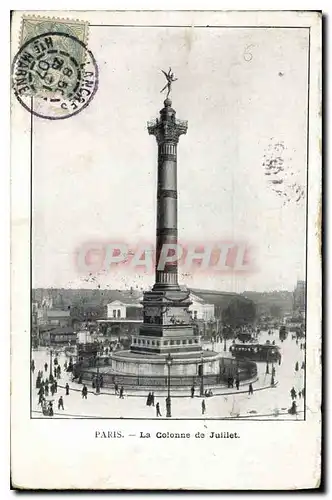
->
[147,118,188,144]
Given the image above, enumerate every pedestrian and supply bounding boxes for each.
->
[114,383,119,395]
[298,391,302,399]
[54,380,58,393]
[146,392,151,406]
[295,361,299,372]
[65,383,70,396]
[58,396,64,410]
[288,401,297,415]
[201,399,206,415]
[235,378,240,390]
[44,362,48,372]
[82,385,88,399]
[301,361,305,369]
[156,402,162,417]
[48,402,54,417]
[248,383,254,396]
[290,387,297,400]
[191,386,195,398]
[119,386,124,399]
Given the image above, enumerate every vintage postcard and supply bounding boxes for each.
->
[11,10,322,490]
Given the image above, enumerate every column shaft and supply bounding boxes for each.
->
[155,142,178,287]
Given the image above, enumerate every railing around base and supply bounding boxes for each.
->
[73,357,257,389]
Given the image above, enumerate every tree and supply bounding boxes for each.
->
[222,298,256,329]
[269,304,282,318]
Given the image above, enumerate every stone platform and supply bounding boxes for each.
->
[110,349,221,376]
[74,350,258,390]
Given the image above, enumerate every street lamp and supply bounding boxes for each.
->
[200,352,204,396]
[266,349,270,374]
[96,355,100,394]
[49,342,53,380]
[166,353,172,418]
[271,362,276,386]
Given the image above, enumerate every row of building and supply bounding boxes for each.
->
[31,281,306,347]
[31,288,254,347]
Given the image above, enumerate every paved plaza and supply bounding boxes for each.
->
[31,329,305,420]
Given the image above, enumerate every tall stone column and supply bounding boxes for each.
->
[148,98,188,290]
[131,97,201,356]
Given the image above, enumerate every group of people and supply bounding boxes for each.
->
[226,376,240,390]
[37,359,62,380]
[190,386,213,398]
[114,383,125,399]
[92,374,104,391]
[36,371,58,398]
[37,378,70,415]
[146,392,155,406]
[290,386,305,400]
[32,355,72,417]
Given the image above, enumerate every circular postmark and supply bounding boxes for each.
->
[12,32,98,120]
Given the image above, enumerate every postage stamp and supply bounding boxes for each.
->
[20,15,89,56]
[12,17,98,120]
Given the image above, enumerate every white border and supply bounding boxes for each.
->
[7,7,322,492]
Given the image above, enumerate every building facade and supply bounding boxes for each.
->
[189,293,215,321]
[293,280,306,315]
[106,299,143,320]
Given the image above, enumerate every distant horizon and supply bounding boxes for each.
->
[31,284,302,294]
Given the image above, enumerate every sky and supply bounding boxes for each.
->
[32,26,309,293]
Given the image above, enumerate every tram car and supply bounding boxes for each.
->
[229,342,281,363]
